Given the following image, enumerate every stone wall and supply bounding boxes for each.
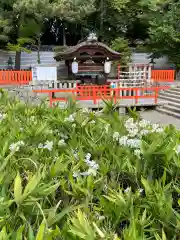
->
[0,51,171,72]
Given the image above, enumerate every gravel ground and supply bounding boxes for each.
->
[140,110,180,129]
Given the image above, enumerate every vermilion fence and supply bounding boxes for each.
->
[33,85,170,107]
[151,70,175,82]
[0,69,175,85]
[0,70,32,85]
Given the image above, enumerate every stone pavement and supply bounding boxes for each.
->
[140,110,180,129]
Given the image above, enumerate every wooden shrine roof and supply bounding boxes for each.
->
[54,39,120,61]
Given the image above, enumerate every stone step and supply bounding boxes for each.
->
[163,104,180,114]
[165,101,180,108]
[166,87,180,92]
[159,91,180,99]
[156,107,180,118]
[159,95,180,105]
[164,89,180,96]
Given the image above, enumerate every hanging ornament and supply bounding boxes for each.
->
[72,57,78,74]
[104,57,111,74]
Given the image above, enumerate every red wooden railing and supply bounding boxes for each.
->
[151,70,175,82]
[0,69,175,85]
[0,70,32,85]
[33,85,170,107]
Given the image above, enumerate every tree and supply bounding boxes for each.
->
[52,0,96,45]
[13,0,54,64]
[111,37,132,65]
[7,38,34,69]
[144,1,180,69]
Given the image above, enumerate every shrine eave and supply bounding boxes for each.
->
[54,41,120,61]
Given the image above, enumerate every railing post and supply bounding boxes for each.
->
[114,88,117,104]
[155,87,158,104]
[49,92,53,107]
[135,88,138,104]
[117,65,120,80]
[93,87,97,104]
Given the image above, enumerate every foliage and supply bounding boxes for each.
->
[144,1,180,68]
[7,38,34,53]
[53,45,69,53]
[111,37,132,65]
[0,91,178,238]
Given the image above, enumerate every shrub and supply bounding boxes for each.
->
[0,91,179,239]
[111,37,132,66]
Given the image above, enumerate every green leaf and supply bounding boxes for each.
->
[48,206,78,226]
[38,183,59,196]
[14,172,23,204]
[162,229,167,240]
[141,177,152,194]
[28,225,35,240]
[0,227,8,240]
[23,172,41,197]
[16,225,24,240]
[35,221,46,240]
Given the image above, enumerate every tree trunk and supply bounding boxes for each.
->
[100,0,104,37]
[62,25,66,46]
[15,51,21,70]
[37,37,41,64]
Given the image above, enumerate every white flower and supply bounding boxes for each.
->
[18,141,24,146]
[125,119,139,137]
[119,136,128,146]
[64,114,75,122]
[73,172,80,178]
[139,119,150,128]
[9,143,20,152]
[103,184,108,192]
[86,160,99,170]
[38,143,44,149]
[113,132,120,141]
[139,188,144,194]
[53,155,58,162]
[176,145,180,154]
[152,124,160,130]
[87,168,97,176]
[98,216,105,221]
[43,141,53,151]
[85,153,91,161]
[153,128,164,133]
[47,129,53,134]
[82,108,89,113]
[73,149,79,159]
[140,129,150,136]
[30,116,35,121]
[105,124,110,133]
[9,141,25,152]
[94,111,102,116]
[125,118,134,125]
[80,171,90,176]
[90,120,96,124]
[59,133,68,139]
[127,139,141,148]
[134,149,141,158]
[58,139,66,146]
[0,113,6,121]
[124,187,131,193]
[127,127,139,137]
